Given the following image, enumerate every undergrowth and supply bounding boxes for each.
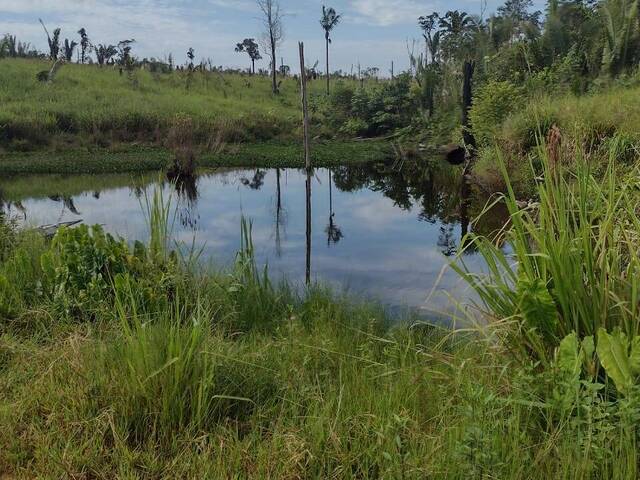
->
[1,151,640,478]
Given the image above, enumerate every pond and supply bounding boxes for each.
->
[0,161,509,320]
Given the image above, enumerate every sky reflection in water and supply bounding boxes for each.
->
[0,163,509,319]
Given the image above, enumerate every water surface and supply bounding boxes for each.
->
[0,162,508,318]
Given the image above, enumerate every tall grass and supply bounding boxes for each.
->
[2,157,640,478]
[456,142,640,365]
[0,58,359,151]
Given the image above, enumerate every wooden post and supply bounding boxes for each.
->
[299,42,312,285]
[391,61,394,79]
[299,42,311,170]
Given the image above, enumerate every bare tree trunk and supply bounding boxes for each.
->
[271,33,277,93]
[325,35,330,95]
[252,58,255,74]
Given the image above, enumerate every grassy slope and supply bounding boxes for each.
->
[472,84,640,193]
[0,58,352,151]
[0,59,389,173]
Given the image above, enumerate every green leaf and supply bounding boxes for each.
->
[557,332,580,378]
[629,336,640,375]
[517,277,558,340]
[597,328,633,394]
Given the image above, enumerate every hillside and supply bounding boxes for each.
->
[0,58,338,152]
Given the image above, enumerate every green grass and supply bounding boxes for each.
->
[0,141,392,175]
[472,84,640,195]
[2,144,640,477]
[0,58,361,152]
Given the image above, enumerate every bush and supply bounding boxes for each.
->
[320,75,416,137]
[470,80,524,146]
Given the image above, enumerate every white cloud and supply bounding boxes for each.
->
[348,0,432,26]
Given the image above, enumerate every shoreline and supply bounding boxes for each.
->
[0,140,393,175]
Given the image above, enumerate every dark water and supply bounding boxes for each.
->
[0,162,508,318]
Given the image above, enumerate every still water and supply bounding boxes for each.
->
[0,162,508,318]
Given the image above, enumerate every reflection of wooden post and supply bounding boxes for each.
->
[299,42,312,285]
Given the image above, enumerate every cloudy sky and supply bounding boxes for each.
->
[0,0,541,73]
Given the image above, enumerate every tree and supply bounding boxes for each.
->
[95,44,117,65]
[63,39,77,62]
[601,0,640,75]
[187,47,195,70]
[117,39,135,75]
[497,0,542,42]
[418,13,441,64]
[438,10,475,61]
[39,19,61,60]
[256,0,284,94]
[78,28,91,64]
[235,38,262,74]
[320,5,341,95]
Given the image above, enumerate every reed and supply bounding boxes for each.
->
[455,141,640,365]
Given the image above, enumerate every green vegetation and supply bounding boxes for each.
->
[2,145,640,476]
[3,0,640,475]
[0,58,335,152]
[0,141,390,175]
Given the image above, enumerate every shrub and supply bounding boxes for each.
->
[470,80,524,146]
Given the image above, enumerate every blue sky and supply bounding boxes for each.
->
[0,0,545,73]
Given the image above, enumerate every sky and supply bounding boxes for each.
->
[0,0,545,74]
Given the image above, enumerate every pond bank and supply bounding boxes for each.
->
[0,140,392,175]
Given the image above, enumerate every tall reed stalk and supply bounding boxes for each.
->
[141,183,175,261]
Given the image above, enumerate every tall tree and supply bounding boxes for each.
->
[78,28,91,64]
[256,0,284,94]
[497,0,542,42]
[117,39,135,70]
[601,0,640,75]
[439,10,475,61]
[418,13,441,64]
[320,5,341,95]
[39,19,61,60]
[235,38,262,74]
[63,38,78,61]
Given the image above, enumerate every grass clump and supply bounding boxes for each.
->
[457,145,640,366]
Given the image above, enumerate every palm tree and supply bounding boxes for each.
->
[78,28,91,64]
[601,0,640,75]
[95,44,117,66]
[438,10,475,61]
[418,13,441,64]
[63,39,77,62]
[320,6,341,95]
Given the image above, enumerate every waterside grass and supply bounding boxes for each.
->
[0,140,391,175]
[2,145,640,478]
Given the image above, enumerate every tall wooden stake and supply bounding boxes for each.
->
[299,42,312,285]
